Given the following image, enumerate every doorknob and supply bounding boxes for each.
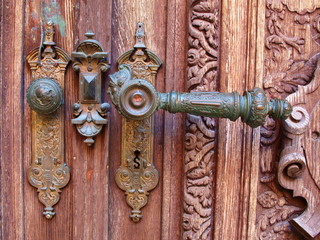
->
[27,77,63,115]
[107,22,292,223]
[109,64,292,128]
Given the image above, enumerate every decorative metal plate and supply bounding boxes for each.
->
[71,32,110,146]
[112,22,161,222]
[26,22,70,219]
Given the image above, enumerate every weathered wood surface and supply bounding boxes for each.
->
[0,1,25,240]
[1,0,320,239]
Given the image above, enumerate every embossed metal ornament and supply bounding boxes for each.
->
[71,32,110,146]
[109,65,292,128]
[27,77,63,114]
[26,22,70,219]
[108,22,161,222]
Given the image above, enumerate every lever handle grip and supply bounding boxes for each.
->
[108,64,292,128]
[158,89,291,128]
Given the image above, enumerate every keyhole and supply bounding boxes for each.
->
[133,150,141,169]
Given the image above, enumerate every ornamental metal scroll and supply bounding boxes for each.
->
[109,22,161,222]
[26,22,71,219]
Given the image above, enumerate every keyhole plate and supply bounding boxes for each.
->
[114,22,161,222]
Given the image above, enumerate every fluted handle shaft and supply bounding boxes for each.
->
[158,89,291,128]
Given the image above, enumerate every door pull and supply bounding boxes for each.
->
[108,22,292,222]
[26,22,71,219]
[71,32,110,146]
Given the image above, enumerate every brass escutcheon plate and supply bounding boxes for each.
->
[112,22,161,222]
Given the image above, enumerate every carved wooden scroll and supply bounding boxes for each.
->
[278,58,320,239]
[26,22,71,219]
[183,0,219,239]
[258,1,320,238]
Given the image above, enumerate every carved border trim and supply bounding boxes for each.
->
[182,1,219,239]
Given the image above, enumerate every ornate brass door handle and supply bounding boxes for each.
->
[107,22,292,223]
[109,64,292,128]
[27,77,63,115]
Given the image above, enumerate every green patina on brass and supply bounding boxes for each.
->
[109,64,292,128]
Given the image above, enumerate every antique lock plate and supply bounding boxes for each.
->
[109,23,161,222]
[26,22,71,219]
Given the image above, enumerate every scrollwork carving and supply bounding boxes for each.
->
[277,61,320,238]
[183,1,219,239]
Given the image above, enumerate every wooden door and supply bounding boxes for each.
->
[1,0,320,239]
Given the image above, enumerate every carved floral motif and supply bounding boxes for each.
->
[183,0,219,239]
[257,183,303,240]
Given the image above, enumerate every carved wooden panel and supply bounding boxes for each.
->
[279,60,320,239]
[183,0,219,239]
[258,1,320,239]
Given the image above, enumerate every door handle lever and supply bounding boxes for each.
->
[108,64,292,128]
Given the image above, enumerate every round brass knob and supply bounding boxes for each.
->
[27,77,63,114]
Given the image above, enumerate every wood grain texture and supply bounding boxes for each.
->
[161,0,187,239]
[214,0,258,239]
[0,0,25,240]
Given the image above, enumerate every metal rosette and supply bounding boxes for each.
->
[118,78,159,120]
[27,77,63,115]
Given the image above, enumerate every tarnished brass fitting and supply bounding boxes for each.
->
[108,64,292,128]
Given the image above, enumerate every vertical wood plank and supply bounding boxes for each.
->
[161,0,187,239]
[247,0,266,239]
[214,0,253,239]
[64,0,112,239]
[0,0,25,239]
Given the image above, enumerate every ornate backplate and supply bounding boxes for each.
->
[26,22,71,219]
[71,32,110,146]
[114,22,161,222]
